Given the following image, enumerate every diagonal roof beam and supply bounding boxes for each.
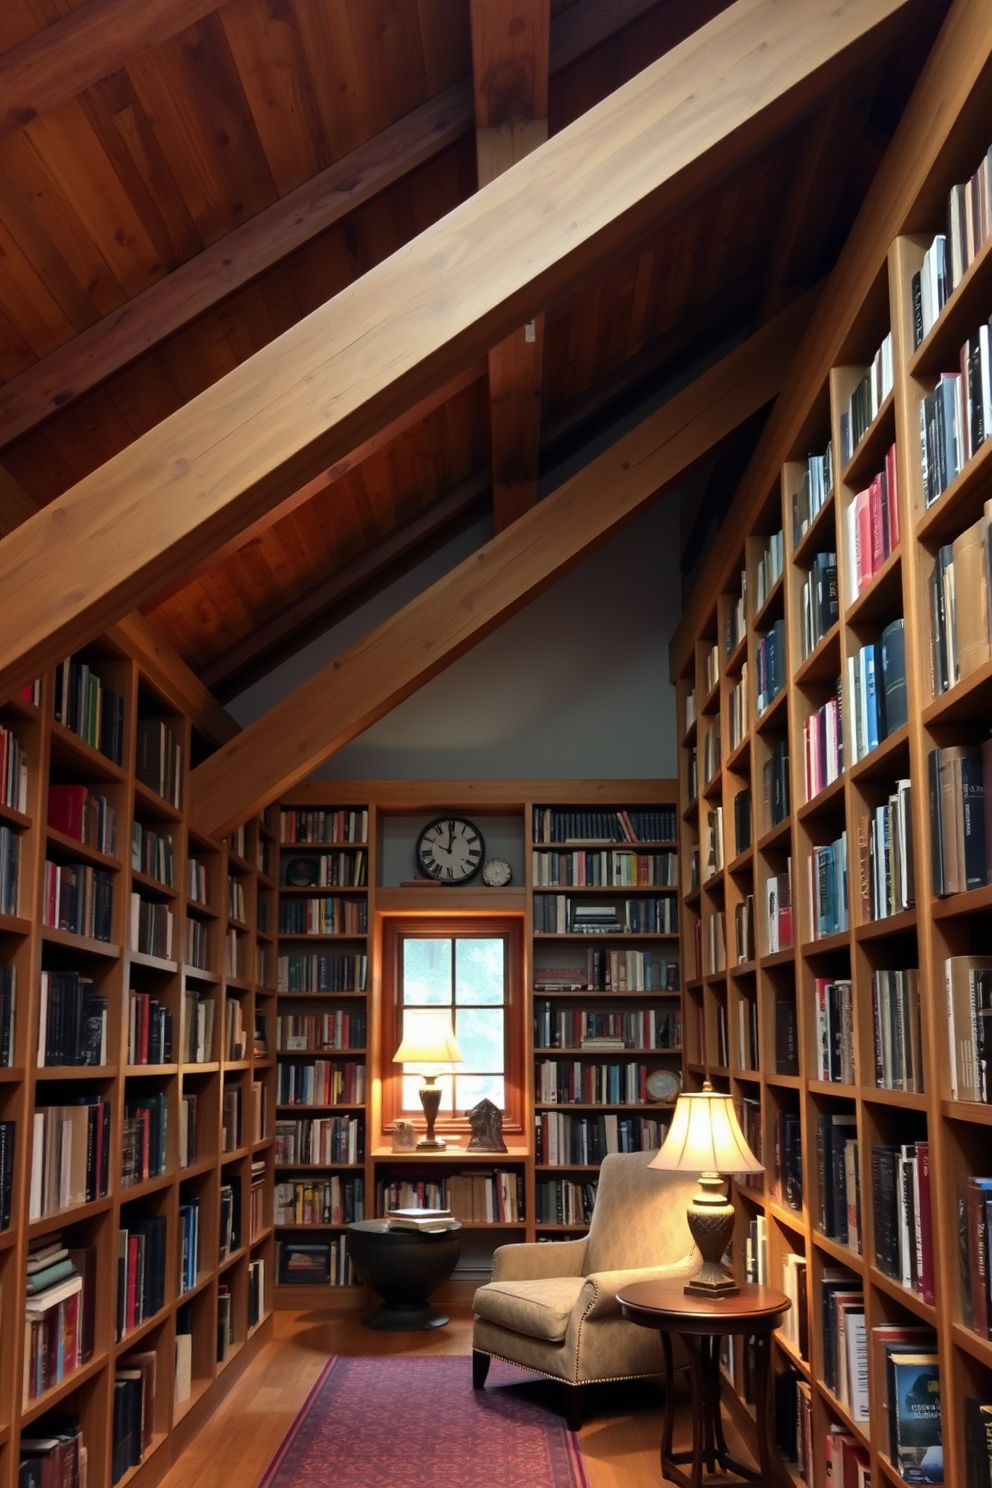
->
[187,291,814,837]
[0,0,671,449]
[0,0,925,705]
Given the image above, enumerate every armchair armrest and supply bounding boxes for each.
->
[490,1237,587,1282]
[572,1251,699,1323]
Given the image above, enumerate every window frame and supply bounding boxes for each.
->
[380,914,525,1140]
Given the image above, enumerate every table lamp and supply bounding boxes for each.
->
[393,1011,464,1150]
[649,1081,764,1297]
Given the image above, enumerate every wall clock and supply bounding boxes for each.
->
[482,857,512,887]
[416,817,485,884]
[645,1069,682,1103]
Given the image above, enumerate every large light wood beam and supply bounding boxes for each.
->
[670,0,992,676]
[0,0,671,450]
[471,0,550,533]
[0,0,221,139]
[188,292,814,836]
[0,0,923,706]
[0,462,238,744]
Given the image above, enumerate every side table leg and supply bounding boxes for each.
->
[753,1331,774,1483]
[660,1331,676,1473]
[684,1335,706,1488]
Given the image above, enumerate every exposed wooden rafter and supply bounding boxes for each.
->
[0,0,924,705]
[0,0,670,450]
[187,292,813,836]
[471,0,551,533]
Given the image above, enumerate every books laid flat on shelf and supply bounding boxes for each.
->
[872,969,924,1093]
[840,331,894,463]
[20,1415,87,1488]
[385,1206,458,1232]
[24,1236,97,1403]
[791,443,834,550]
[48,784,117,854]
[277,1241,332,1285]
[929,746,990,896]
[37,970,107,1066]
[945,956,992,1103]
[846,443,900,601]
[961,1175,992,1339]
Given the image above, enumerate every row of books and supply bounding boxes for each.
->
[808,832,849,940]
[0,823,19,916]
[815,1114,860,1249]
[275,1059,366,1107]
[534,1111,667,1166]
[801,682,842,802]
[754,530,783,611]
[273,1115,363,1166]
[962,1175,992,1339]
[280,849,368,887]
[274,1176,365,1226]
[20,1415,87,1488]
[780,1251,808,1360]
[873,967,924,1093]
[774,1107,802,1212]
[0,1118,13,1229]
[705,641,720,694]
[701,721,720,784]
[48,783,117,854]
[29,1097,110,1219]
[221,1086,242,1152]
[858,779,914,922]
[24,1234,96,1404]
[278,896,368,936]
[532,1004,681,1052]
[250,1160,265,1239]
[728,666,748,753]
[188,857,208,904]
[872,1140,935,1302]
[846,441,900,599]
[764,865,793,954]
[847,619,908,763]
[447,1169,524,1223]
[537,948,680,993]
[276,1238,353,1286]
[135,719,182,808]
[130,893,173,959]
[761,739,789,832]
[277,951,368,991]
[813,977,854,1085]
[532,808,675,844]
[219,1176,242,1259]
[42,860,113,941]
[790,442,834,550]
[930,505,992,693]
[276,1010,367,1051]
[755,618,786,716]
[179,1197,200,1293]
[533,895,677,935]
[228,876,246,922]
[116,1213,166,1338]
[53,655,124,766]
[840,329,893,463]
[0,721,28,811]
[184,991,215,1062]
[919,318,992,508]
[531,849,677,887]
[37,969,106,1066]
[132,820,174,886]
[946,955,992,1102]
[280,807,368,844]
[0,965,12,1067]
[929,743,992,896]
[725,571,746,656]
[111,1351,156,1484]
[122,1093,168,1186]
[179,1093,197,1168]
[535,1060,671,1107]
[799,550,837,659]
[535,1177,597,1226]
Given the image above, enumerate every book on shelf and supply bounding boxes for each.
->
[820,1272,864,1400]
[886,1352,942,1484]
[385,1207,458,1232]
[929,746,989,897]
[179,1092,197,1167]
[278,895,368,935]
[765,864,792,954]
[761,739,789,831]
[222,1085,242,1152]
[791,443,834,550]
[127,989,173,1065]
[53,655,124,765]
[47,784,117,854]
[846,618,906,764]
[278,1241,332,1285]
[728,667,748,751]
[857,778,914,923]
[871,1142,935,1301]
[871,969,924,1094]
[219,1176,241,1259]
[116,1215,166,1338]
[37,969,107,1067]
[29,1097,110,1219]
[845,442,900,600]
[135,718,182,808]
[725,574,746,654]
[737,998,759,1071]
[814,977,854,1084]
[217,1283,233,1362]
[808,833,848,940]
[961,1175,992,1338]
[779,1251,808,1361]
[705,642,719,694]
[0,721,28,813]
[919,331,992,509]
[20,1416,87,1488]
[535,1176,598,1226]
[532,808,675,844]
[945,956,992,1103]
[532,848,677,888]
[122,1092,168,1186]
[703,808,724,880]
[535,1110,667,1166]
[277,950,368,992]
[112,1352,156,1484]
[132,821,174,886]
[184,991,216,1062]
[248,1258,265,1331]
[774,1108,802,1210]
[275,1175,364,1226]
[828,1288,868,1423]
[824,1428,869,1488]
[911,231,948,346]
[839,331,893,463]
[754,531,783,610]
[800,550,838,659]
[801,681,842,802]
[743,1214,767,1284]
[815,1112,858,1246]
[734,894,754,965]
[178,1197,199,1293]
[965,1397,992,1488]
[273,1114,363,1166]
[129,893,174,959]
[280,806,369,844]
[23,1237,97,1403]
[42,860,113,941]
[755,618,786,715]
[733,788,751,856]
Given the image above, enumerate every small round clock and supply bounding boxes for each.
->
[482,857,512,887]
[645,1069,682,1103]
[416,816,485,884]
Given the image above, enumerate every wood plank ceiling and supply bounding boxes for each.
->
[0,0,948,703]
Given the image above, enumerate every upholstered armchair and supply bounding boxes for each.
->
[472,1150,700,1428]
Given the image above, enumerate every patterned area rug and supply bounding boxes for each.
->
[259,1355,590,1488]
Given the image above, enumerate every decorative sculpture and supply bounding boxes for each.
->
[466,1098,507,1153]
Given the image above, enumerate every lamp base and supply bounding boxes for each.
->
[684,1269,740,1298]
[416,1136,446,1150]
[684,1172,739,1298]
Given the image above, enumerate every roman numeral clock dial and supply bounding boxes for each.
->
[416,817,485,884]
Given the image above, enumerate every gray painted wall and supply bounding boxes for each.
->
[227,495,682,781]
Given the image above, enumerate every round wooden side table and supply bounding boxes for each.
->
[346,1219,462,1330]
[618,1278,790,1488]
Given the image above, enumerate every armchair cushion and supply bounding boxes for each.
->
[473,1276,587,1342]
[491,1237,587,1283]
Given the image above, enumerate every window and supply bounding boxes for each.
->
[382,917,523,1136]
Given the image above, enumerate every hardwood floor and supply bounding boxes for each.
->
[157,1306,702,1488]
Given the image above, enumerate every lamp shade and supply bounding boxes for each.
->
[648,1084,764,1175]
[393,1010,464,1066]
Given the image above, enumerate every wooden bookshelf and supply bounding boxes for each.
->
[671,52,992,1487]
[0,638,273,1488]
[271,781,682,1300]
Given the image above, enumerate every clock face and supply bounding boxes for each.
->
[416,817,485,884]
[645,1069,682,1103]
[482,857,512,887]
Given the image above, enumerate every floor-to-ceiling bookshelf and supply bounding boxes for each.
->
[672,66,992,1488]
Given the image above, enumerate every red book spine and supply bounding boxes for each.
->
[869,474,884,573]
[47,784,89,842]
[856,489,872,589]
[127,1236,139,1332]
[917,1141,935,1306]
[886,442,900,549]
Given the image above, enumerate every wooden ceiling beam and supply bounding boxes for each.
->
[0,0,925,705]
[0,462,238,744]
[671,0,991,677]
[0,0,222,139]
[471,0,551,533]
[0,0,675,451]
[200,467,493,696]
[187,291,814,837]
